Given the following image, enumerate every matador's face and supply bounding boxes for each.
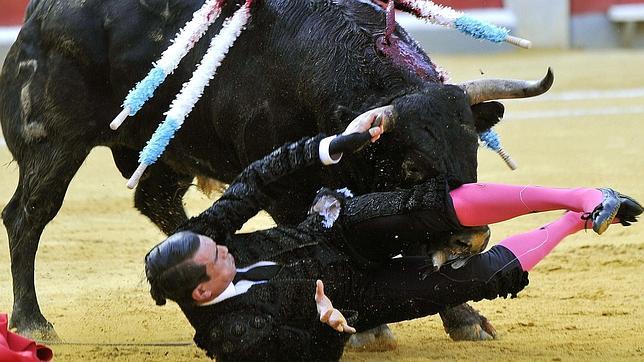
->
[191,235,237,303]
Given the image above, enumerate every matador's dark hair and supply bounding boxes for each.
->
[144,231,209,306]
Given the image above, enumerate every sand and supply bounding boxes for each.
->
[1,50,643,361]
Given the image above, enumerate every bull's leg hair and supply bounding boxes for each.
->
[134,162,192,235]
[2,144,90,340]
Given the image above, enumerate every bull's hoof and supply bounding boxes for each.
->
[9,315,61,342]
[440,304,497,342]
[23,326,61,343]
[346,324,397,352]
[445,322,496,341]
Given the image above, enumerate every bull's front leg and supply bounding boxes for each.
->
[346,303,495,351]
[440,303,497,341]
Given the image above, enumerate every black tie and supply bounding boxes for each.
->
[233,264,283,284]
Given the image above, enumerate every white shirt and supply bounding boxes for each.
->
[319,135,342,165]
[199,261,278,306]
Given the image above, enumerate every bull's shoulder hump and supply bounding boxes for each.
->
[27,0,106,42]
[26,0,181,65]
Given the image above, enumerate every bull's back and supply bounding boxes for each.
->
[0,0,170,157]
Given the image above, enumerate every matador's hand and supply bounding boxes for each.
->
[329,110,384,156]
[342,111,383,142]
[342,105,394,138]
[315,280,356,334]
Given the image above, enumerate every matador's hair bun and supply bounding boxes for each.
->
[144,231,209,305]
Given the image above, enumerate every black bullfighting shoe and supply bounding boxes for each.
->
[615,193,643,226]
[582,188,621,235]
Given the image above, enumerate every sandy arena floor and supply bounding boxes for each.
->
[1,50,643,361]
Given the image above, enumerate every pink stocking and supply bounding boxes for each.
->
[499,211,585,271]
[450,183,602,226]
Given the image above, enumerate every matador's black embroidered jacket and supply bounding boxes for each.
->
[177,135,528,361]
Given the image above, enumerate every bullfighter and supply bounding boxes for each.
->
[144,111,642,361]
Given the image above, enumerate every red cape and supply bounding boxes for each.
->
[0,314,53,362]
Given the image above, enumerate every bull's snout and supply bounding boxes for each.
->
[462,225,490,254]
[428,226,491,273]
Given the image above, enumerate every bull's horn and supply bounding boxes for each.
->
[459,67,554,105]
[354,105,396,133]
[371,105,397,133]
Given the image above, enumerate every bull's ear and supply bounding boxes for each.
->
[334,105,358,122]
[332,105,359,132]
[471,101,504,133]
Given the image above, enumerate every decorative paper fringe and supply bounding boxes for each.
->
[165,3,250,126]
[478,129,501,151]
[479,129,517,170]
[116,0,224,122]
[156,0,225,73]
[402,0,462,26]
[454,15,509,43]
[123,67,166,117]
[139,117,181,165]
[396,0,529,47]
[128,2,251,188]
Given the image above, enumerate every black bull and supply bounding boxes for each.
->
[0,0,552,339]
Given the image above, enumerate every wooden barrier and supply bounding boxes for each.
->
[608,3,644,46]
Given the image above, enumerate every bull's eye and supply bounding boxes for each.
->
[374,36,389,56]
[422,125,438,138]
[460,123,477,137]
[454,239,470,248]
